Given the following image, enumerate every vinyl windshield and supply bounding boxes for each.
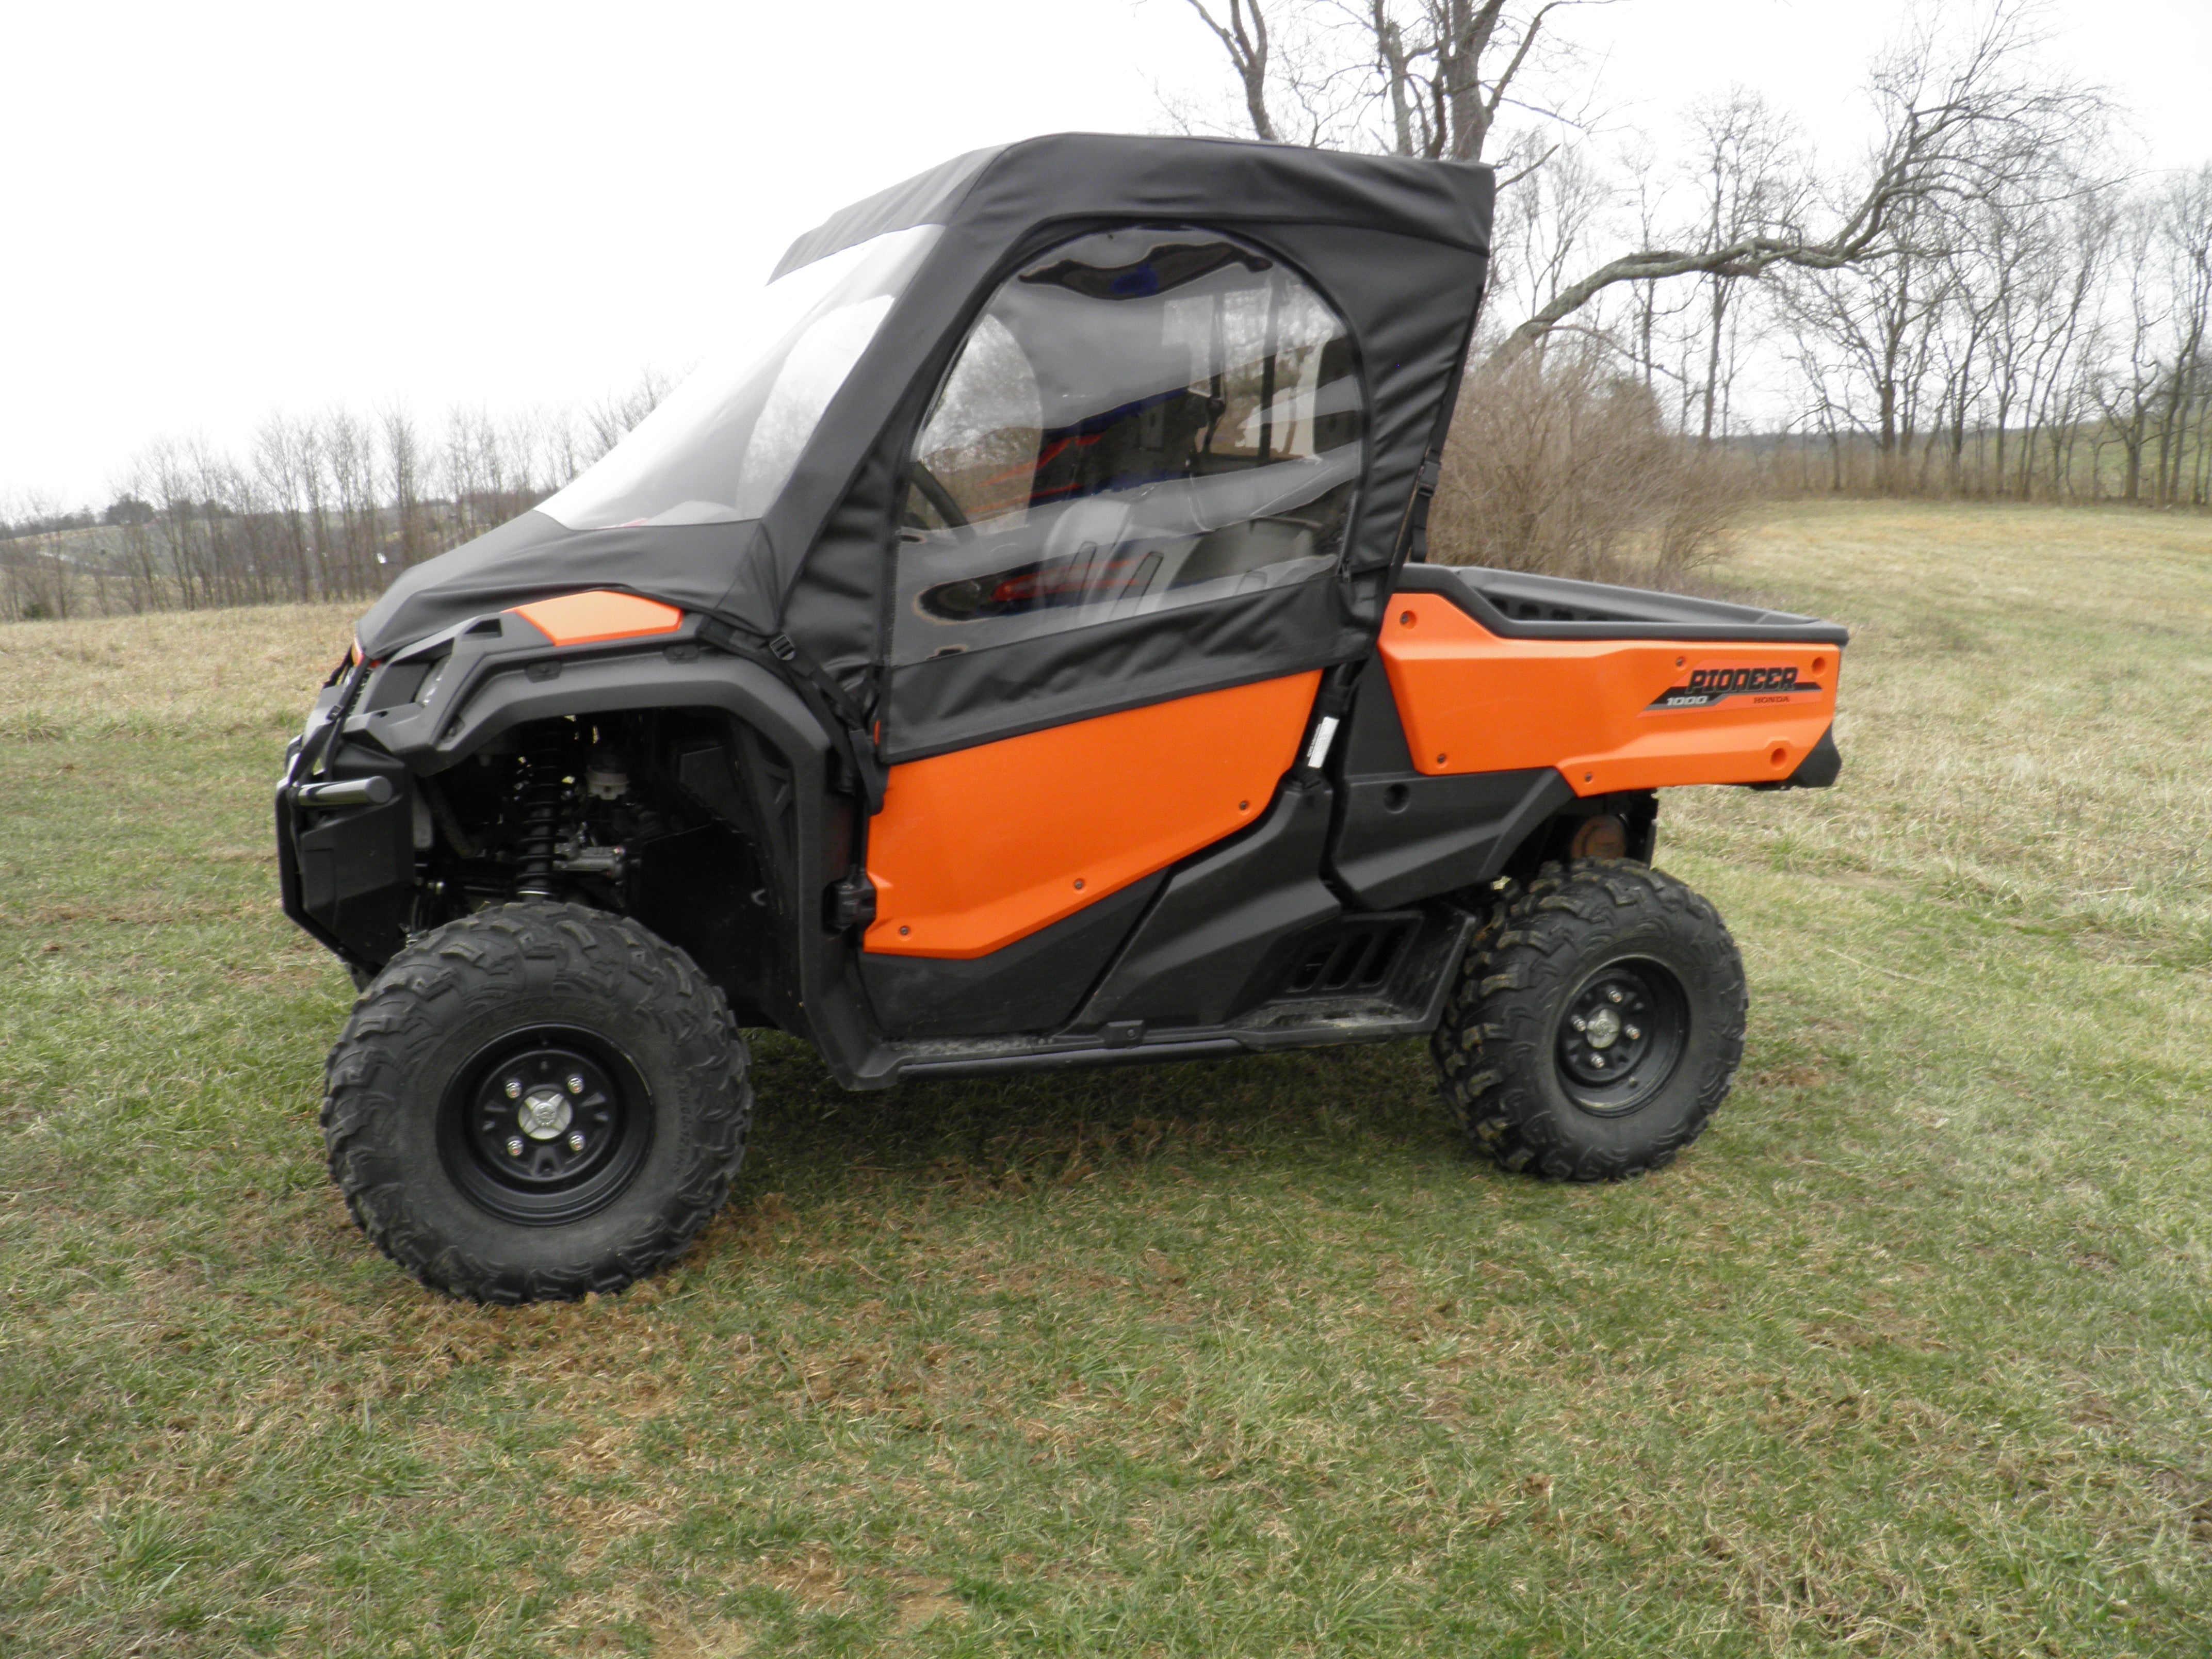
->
[539,223,941,531]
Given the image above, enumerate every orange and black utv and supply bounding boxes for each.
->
[279,135,1845,1302]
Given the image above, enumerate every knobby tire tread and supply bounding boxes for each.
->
[321,902,750,1303]
[1429,859,1746,1182]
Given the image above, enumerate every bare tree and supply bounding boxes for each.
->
[2094,198,2170,502]
[253,413,317,600]
[1681,90,1801,442]
[1183,0,1282,143]
[2152,165,2211,506]
[0,490,76,621]
[1612,139,1700,410]
[1180,0,1590,157]
[1181,2,2099,371]
[1488,5,2100,366]
[322,407,382,593]
[582,369,672,465]
[297,415,335,595]
[383,405,426,571]
[2023,186,2113,497]
[1782,217,1954,491]
[104,463,167,611]
[1487,131,1612,328]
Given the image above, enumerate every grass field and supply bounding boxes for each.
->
[2,500,2208,1656]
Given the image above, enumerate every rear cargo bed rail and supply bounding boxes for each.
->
[1397,564,1849,645]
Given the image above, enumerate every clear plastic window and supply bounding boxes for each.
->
[539,224,941,531]
[893,227,1362,664]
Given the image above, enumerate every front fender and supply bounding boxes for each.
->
[376,646,831,785]
[347,640,886,1085]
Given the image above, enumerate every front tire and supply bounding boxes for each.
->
[1430,861,1746,1181]
[323,903,750,1302]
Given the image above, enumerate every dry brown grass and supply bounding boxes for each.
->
[0,602,352,741]
[1673,499,2212,963]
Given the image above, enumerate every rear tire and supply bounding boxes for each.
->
[1430,860,1745,1181]
[322,902,750,1302]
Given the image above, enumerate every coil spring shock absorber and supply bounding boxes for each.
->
[513,724,574,900]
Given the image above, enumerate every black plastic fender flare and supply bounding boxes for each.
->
[388,649,827,781]
[368,647,891,1087]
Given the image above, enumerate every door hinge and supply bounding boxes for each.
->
[825,871,877,931]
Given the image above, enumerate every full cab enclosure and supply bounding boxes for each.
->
[279,134,1847,1303]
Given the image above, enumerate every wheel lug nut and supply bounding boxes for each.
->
[1607,988,1624,1003]
[1591,1054,1606,1068]
[503,1079,522,1099]
[1625,1025,1640,1040]
[567,1131,585,1152]
[506,1136,524,1157]
[566,1074,585,1095]
[1571,1016,1587,1032]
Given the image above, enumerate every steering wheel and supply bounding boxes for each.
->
[905,462,972,536]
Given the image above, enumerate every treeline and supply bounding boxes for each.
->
[0,375,665,623]
[1492,129,2210,508]
[1183,3,2211,510]
[1770,163,2210,502]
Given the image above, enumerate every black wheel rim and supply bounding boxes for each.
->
[1553,957,1689,1115]
[438,1026,653,1225]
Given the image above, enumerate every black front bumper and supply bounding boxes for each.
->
[276,713,419,973]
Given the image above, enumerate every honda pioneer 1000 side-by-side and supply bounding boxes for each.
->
[279,135,1846,1302]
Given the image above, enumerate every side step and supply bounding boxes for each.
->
[888,909,1474,1082]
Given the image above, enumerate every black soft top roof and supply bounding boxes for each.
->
[771,133,1491,281]
[357,134,1494,757]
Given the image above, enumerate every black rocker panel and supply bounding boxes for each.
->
[860,872,1166,1039]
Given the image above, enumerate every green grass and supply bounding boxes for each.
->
[2,501,2208,1656]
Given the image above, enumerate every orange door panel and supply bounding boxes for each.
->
[1378,594,1841,794]
[865,672,1321,959]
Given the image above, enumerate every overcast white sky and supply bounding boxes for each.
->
[2,0,2203,508]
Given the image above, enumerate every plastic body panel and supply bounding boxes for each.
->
[1325,665,1572,909]
[1377,592,1842,794]
[864,672,1321,959]
[1075,777,1340,1030]
[509,590,684,647]
[860,873,1166,1039]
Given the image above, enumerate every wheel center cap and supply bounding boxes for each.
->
[518,1088,573,1140]
[1584,1006,1622,1049]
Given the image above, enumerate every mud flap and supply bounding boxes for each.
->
[1753,724,1842,791]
